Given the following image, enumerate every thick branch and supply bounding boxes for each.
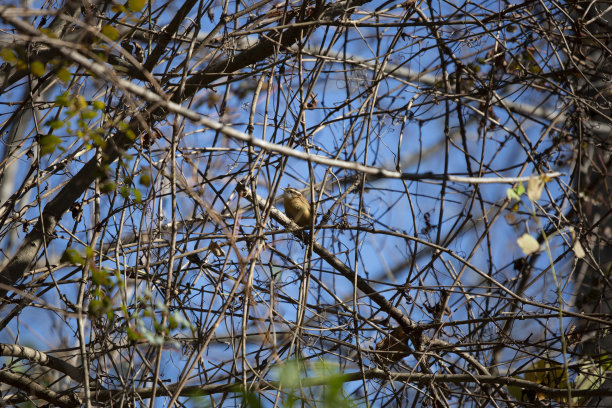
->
[0,369,81,407]
[85,369,612,401]
[0,343,85,383]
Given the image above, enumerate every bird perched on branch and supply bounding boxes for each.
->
[375,326,412,363]
[282,187,313,227]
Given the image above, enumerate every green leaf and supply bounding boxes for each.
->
[101,181,116,193]
[46,119,64,129]
[74,95,87,110]
[127,0,146,12]
[88,299,104,317]
[279,360,303,388]
[91,268,108,286]
[57,68,72,82]
[0,48,17,62]
[120,186,131,199]
[80,109,97,120]
[170,312,193,330]
[30,60,45,77]
[39,134,62,155]
[507,187,520,201]
[600,354,612,371]
[138,171,151,186]
[127,326,140,341]
[90,132,107,148]
[92,100,105,111]
[101,25,119,41]
[507,182,525,201]
[132,188,142,203]
[60,248,85,265]
[55,94,71,107]
[111,4,127,13]
[241,389,262,408]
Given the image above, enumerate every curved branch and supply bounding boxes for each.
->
[0,343,84,383]
[0,369,81,407]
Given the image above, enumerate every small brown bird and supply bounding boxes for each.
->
[375,326,411,363]
[282,187,312,227]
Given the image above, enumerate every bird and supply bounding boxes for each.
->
[282,187,313,227]
[375,326,411,363]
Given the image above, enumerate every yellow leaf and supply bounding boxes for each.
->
[92,100,105,111]
[111,4,127,13]
[75,95,87,110]
[524,360,568,402]
[101,25,119,41]
[0,48,17,62]
[57,68,72,82]
[30,60,45,77]
[128,0,146,12]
